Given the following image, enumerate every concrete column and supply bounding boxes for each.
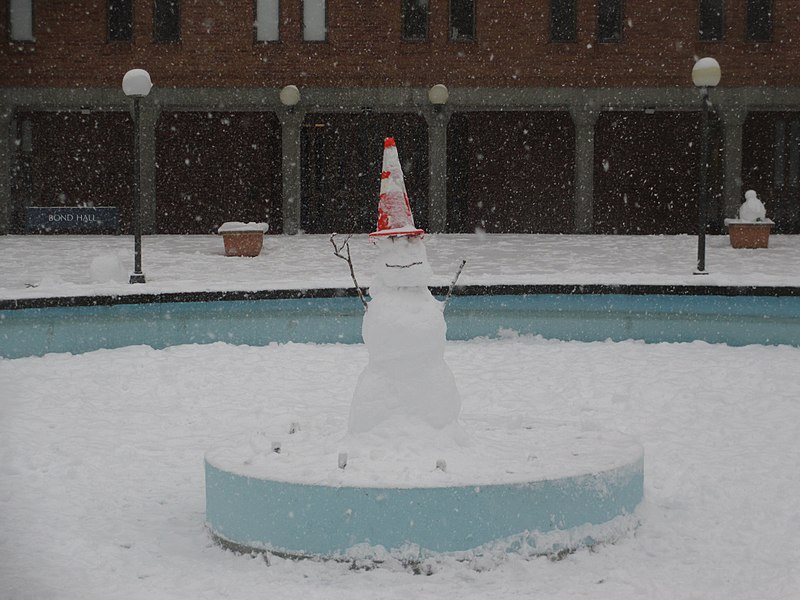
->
[425,108,450,233]
[138,102,160,234]
[570,107,598,233]
[0,108,12,234]
[280,110,303,235]
[719,106,747,220]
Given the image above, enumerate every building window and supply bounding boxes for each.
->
[256,0,280,41]
[550,0,576,42]
[108,0,133,42]
[9,0,33,41]
[303,0,326,41]
[154,0,180,43]
[698,0,724,41]
[450,0,475,41]
[597,0,623,42]
[402,0,428,41]
[746,0,772,42]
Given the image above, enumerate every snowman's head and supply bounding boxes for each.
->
[372,234,433,289]
[744,189,758,202]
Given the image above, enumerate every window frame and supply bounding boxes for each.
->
[254,0,281,43]
[698,0,725,42]
[597,0,623,43]
[746,0,773,42]
[153,0,181,44]
[402,0,429,42]
[303,0,327,42]
[9,0,34,42]
[449,0,475,42]
[108,0,134,43]
[549,0,577,43]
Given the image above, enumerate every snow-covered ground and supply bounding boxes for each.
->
[1,233,799,300]
[3,338,800,599]
[1,233,799,599]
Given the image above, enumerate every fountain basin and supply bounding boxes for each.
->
[205,426,644,559]
[3,289,799,359]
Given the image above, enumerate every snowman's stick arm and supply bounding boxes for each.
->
[330,233,369,311]
[443,258,467,310]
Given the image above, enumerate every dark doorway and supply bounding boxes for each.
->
[447,111,575,233]
[10,111,133,233]
[594,111,723,234]
[301,113,428,234]
[155,111,281,234]
[742,112,800,233]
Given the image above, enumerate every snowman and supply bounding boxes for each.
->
[738,189,767,222]
[348,138,462,435]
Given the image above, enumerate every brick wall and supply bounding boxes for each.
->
[1,1,799,89]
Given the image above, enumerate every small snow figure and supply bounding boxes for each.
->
[739,189,767,222]
[348,138,462,434]
[89,254,128,283]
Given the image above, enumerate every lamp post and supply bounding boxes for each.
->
[691,57,721,274]
[279,85,302,233]
[122,68,153,284]
[427,84,450,231]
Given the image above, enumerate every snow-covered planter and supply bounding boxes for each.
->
[724,220,773,249]
[217,222,268,257]
[724,190,773,249]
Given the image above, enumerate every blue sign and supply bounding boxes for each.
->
[26,206,119,233]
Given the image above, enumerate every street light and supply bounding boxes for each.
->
[122,68,153,284]
[428,84,449,112]
[279,85,301,112]
[691,57,721,274]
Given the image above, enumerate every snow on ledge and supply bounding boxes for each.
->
[724,218,774,225]
[217,222,269,233]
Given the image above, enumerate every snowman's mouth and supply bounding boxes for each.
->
[385,261,423,269]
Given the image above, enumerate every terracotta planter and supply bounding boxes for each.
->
[218,222,269,257]
[724,219,773,249]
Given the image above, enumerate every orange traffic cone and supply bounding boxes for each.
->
[369,137,425,238]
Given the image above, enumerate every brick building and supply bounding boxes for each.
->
[1,0,798,235]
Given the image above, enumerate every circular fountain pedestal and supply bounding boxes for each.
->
[205,424,643,560]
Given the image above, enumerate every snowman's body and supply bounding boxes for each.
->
[348,236,461,434]
[739,190,767,222]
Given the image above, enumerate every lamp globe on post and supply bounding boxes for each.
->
[428,84,449,112]
[122,68,152,284]
[691,57,720,275]
[279,85,301,112]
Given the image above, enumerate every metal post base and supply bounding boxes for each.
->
[129,273,146,284]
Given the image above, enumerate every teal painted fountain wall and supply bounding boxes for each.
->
[2,293,799,359]
[205,454,644,558]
